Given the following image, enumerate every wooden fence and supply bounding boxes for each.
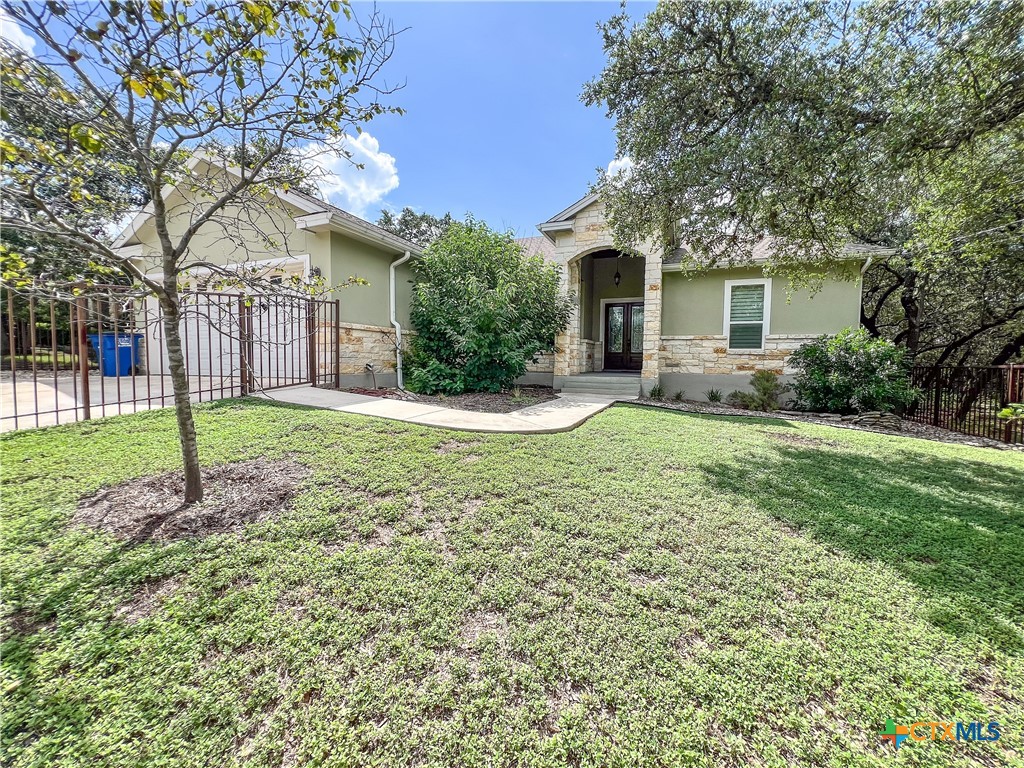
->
[908,364,1023,444]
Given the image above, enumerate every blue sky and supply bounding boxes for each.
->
[0,1,655,235]
[337,1,654,234]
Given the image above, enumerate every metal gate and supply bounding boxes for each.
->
[1,284,340,432]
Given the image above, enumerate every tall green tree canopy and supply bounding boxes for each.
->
[584,1,1024,273]
[377,207,454,247]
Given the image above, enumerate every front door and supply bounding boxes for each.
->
[604,302,644,371]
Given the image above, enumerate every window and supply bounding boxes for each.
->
[724,279,771,350]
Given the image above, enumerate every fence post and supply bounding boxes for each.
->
[76,297,91,420]
[333,299,341,389]
[931,371,942,427]
[1006,365,1018,443]
[237,297,252,396]
[306,299,316,386]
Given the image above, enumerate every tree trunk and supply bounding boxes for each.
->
[160,297,204,503]
[899,262,921,361]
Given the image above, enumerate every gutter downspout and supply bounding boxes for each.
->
[390,250,412,389]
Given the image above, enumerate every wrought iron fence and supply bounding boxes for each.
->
[1,285,340,432]
[908,365,1023,444]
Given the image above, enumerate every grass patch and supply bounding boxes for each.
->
[1,400,1022,767]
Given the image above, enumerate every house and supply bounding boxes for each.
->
[524,193,891,398]
[112,156,421,389]
[113,160,885,399]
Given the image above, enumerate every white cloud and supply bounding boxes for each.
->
[607,156,634,177]
[303,132,399,219]
[0,8,35,54]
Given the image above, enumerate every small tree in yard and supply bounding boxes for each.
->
[407,218,572,394]
[789,329,918,415]
[0,1,400,503]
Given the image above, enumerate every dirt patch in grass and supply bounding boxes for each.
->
[116,575,183,624]
[540,680,587,735]
[762,430,839,448]
[461,610,508,646]
[365,524,396,548]
[74,460,310,542]
[434,439,480,455]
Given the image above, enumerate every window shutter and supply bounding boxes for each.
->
[729,284,765,349]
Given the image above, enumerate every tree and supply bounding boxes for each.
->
[861,254,1024,369]
[583,2,1024,277]
[407,218,572,394]
[1,0,400,502]
[377,207,454,247]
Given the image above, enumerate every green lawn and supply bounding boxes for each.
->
[2,401,1022,767]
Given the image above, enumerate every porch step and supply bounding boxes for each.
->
[560,374,640,398]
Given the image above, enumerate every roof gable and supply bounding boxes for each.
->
[112,153,421,256]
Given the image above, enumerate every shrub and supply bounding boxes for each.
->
[407,218,573,394]
[703,387,723,403]
[647,383,665,400]
[672,390,686,402]
[789,328,918,414]
[726,370,789,411]
[998,403,1024,422]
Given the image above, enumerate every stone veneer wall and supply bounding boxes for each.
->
[337,323,400,375]
[659,334,817,375]
[640,254,663,390]
[313,322,403,386]
[526,351,556,374]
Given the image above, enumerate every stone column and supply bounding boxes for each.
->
[640,251,663,394]
[553,258,580,379]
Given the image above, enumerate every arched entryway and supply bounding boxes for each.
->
[576,249,646,371]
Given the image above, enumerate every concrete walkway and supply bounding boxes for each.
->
[257,385,628,433]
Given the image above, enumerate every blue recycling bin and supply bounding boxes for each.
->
[86,333,144,376]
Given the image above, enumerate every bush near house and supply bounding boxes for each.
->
[789,328,918,414]
[407,218,572,394]
[727,370,789,411]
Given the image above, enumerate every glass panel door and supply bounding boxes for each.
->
[629,306,644,353]
[607,306,624,352]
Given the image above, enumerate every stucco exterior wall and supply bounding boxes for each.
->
[130,183,331,281]
[127,162,412,331]
[330,232,412,327]
[657,264,862,398]
[661,265,862,337]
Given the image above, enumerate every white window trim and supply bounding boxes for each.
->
[723,278,772,351]
[597,297,644,343]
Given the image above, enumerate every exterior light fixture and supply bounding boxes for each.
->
[613,255,621,286]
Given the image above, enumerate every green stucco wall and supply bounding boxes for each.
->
[131,183,331,277]
[661,265,862,336]
[331,231,410,327]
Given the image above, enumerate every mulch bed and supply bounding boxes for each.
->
[73,459,311,542]
[630,398,1024,451]
[343,386,558,414]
